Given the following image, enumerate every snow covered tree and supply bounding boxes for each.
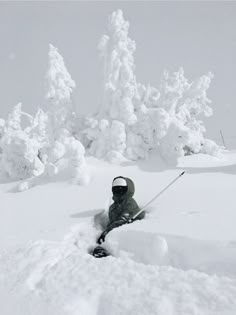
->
[43,128,89,184]
[137,84,161,109]
[98,9,138,125]
[80,9,140,162]
[81,118,126,163]
[0,105,89,183]
[28,109,48,143]
[0,45,89,183]
[0,104,45,180]
[44,44,89,183]
[123,68,219,161]
[158,68,213,129]
[46,44,76,138]
[159,119,202,161]
[0,130,45,180]
[4,102,34,133]
[201,138,219,156]
[5,102,23,131]
[27,108,49,164]
[156,68,219,158]
[64,134,89,184]
[126,107,170,160]
[83,11,219,163]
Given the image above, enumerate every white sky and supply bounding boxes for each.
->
[0,1,235,142]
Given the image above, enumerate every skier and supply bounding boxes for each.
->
[97,176,145,244]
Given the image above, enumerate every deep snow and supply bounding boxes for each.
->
[0,150,236,315]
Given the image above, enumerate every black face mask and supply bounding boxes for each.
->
[112,185,128,197]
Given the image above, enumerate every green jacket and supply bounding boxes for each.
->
[106,177,145,233]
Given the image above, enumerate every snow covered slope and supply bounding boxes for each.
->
[0,151,236,315]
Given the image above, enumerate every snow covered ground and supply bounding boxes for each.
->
[0,150,236,315]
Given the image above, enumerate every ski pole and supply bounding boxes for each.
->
[220,129,227,149]
[132,171,185,220]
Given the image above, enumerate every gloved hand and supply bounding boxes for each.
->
[97,230,108,244]
[121,214,133,224]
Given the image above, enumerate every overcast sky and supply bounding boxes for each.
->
[0,1,235,143]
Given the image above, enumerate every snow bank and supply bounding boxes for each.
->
[105,228,169,265]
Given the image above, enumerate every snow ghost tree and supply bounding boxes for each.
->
[0,103,45,180]
[45,44,89,183]
[98,9,138,126]
[79,9,139,162]
[46,44,76,138]
[158,68,219,159]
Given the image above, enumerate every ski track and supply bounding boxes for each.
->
[1,220,236,315]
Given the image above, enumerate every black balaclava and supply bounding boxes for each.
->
[112,176,128,202]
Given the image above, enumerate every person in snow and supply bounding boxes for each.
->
[97,176,145,244]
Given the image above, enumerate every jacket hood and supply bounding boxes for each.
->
[112,176,135,202]
[124,177,135,198]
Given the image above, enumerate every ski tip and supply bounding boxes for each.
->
[180,171,185,176]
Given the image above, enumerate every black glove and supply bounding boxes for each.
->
[97,230,108,244]
[97,215,133,244]
[120,214,133,224]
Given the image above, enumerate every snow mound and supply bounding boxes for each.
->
[105,228,169,265]
[105,221,236,277]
